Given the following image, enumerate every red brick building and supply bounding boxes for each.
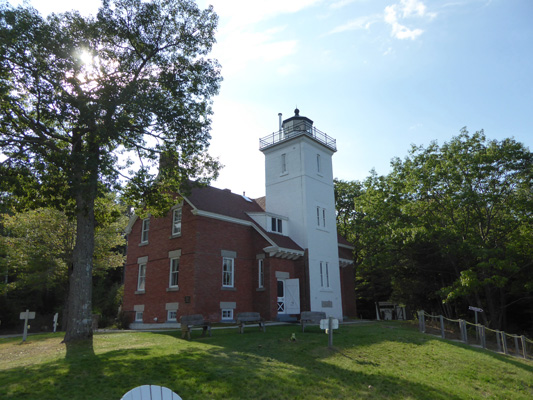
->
[123,110,356,328]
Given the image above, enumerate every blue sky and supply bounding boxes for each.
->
[12,0,533,198]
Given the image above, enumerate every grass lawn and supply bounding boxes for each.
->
[1,321,532,399]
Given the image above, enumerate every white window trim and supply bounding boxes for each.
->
[316,206,327,230]
[172,208,182,236]
[141,217,150,243]
[135,311,143,322]
[221,309,234,321]
[320,261,330,288]
[137,263,146,291]
[167,310,177,322]
[169,257,179,288]
[281,153,287,174]
[222,257,234,288]
[258,259,264,289]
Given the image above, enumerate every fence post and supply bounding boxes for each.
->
[501,332,508,355]
[480,325,486,349]
[496,330,502,353]
[514,336,520,357]
[521,336,527,359]
[459,320,468,344]
[418,311,425,333]
[440,315,445,339]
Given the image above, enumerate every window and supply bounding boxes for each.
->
[317,154,322,173]
[222,257,234,287]
[135,311,143,322]
[320,261,330,288]
[281,153,287,174]
[141,218,150,243]
[221,309,233,321]
[317,207,326,229]
[169,257,179,288]
[258,259,264,288]
[167,310,177,322]
[271,217,283,233]
[137,263,146,291]
[172,208,182,236]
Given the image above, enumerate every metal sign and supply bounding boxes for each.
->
[20,309,35,342]
[320,318,339,330]
[468,306,483,313]
[20,311,36,320]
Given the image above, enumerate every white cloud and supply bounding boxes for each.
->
[328,15,378,34]
[384,0,435,40]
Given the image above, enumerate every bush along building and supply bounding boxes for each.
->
[123,109,356,328]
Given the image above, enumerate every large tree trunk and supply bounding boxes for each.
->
[63,192,96,343]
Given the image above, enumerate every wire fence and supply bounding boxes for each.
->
[417,310,532,361]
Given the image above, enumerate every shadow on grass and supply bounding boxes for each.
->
[1,324,531,400]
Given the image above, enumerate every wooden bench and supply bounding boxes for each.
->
[300,311,327,332]
[180,314,211,340]
[236,312,265,333]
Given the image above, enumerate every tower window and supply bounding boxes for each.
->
[281,153,287,174]
[317,154,321,173]
[320,261,330,288]
[317,207,326,229]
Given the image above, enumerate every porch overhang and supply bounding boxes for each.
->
[263,246,304,260]
[339,258,354,268]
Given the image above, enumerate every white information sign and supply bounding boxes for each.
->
[320,318,338,330]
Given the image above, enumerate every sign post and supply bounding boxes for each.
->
[53,313,59,333]
[320,317,339,348]
[468,306,483,341]
[20,309,36,342]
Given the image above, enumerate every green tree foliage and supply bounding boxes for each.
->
[337,130,533,330]
[0,0,221,341]
[0,194,127,328]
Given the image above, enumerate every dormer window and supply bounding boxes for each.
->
[271,217,283,234]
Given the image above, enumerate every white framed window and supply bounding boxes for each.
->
[172,208,182,236]
[317,154,322,173]
[221,309,233,321]
[137,263,146,291]
[258,259,264,288]
[141,217,150,243]
[320,261,330,288]
[135,311,143,322]
[271,217,283,233]
[222,257,234,287]
[281,153,287,174]
[167,310,177,322]
[169,257,179,288]
[317,207,326,229]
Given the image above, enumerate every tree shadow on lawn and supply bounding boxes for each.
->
[0,327,464,400]
[2,324,530,400]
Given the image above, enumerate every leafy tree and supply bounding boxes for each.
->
[337,130,533,330]
[0,194,127,329]
[0,0,221,342]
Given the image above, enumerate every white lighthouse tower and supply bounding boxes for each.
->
[259,109,343,319]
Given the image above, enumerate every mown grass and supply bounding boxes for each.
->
[0,321,531,399]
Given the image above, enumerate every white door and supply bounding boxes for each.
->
[285,279,300,314]
[277,279,286,314]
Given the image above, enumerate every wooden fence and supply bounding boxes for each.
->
[418,311,532,361]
